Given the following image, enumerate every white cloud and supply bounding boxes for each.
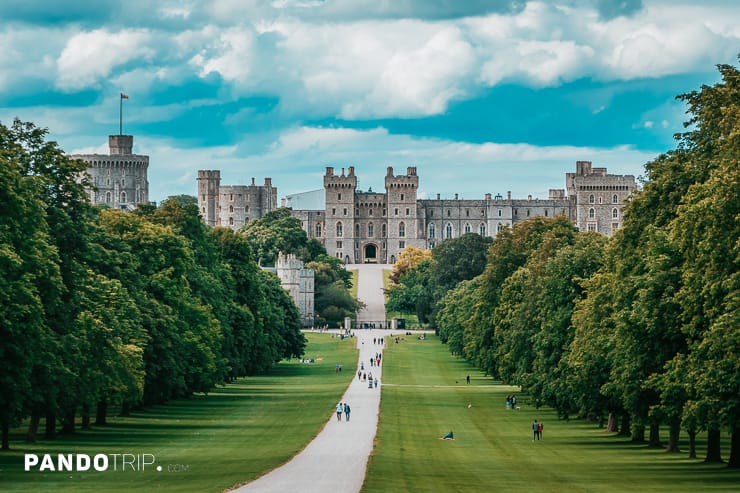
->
[56,29,154,91]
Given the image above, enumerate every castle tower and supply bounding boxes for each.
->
[385,166,419,263]
[197,170,221,227]
[71,134,149,210]
[324,166,358,263]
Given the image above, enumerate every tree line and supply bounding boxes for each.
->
[387,62,739,467]
[0,121,307,449]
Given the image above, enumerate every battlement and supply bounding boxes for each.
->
[384,166,419,189]
[324,166,358,189]
[109,135,133,155]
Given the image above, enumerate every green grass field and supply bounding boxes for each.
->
[0,333,357,493]
[363,334,740,492]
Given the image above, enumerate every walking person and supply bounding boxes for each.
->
[344,403,351,422]
[538,421,544,439]
[466,375,470,384]
[336,402,343,421]
[532,419,540,441]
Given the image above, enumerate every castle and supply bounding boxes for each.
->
[197,160,637,264]
[71,134,149,210]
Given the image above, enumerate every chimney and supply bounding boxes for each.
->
[386,166,394,177]
[436,193,441,200]
[485,193,492,200]
[454,193,458,200]
[326,166,334,176]
[507,191,511,200]
[348,166,355,176]
[251,177,255,185]
[265,178,272,187]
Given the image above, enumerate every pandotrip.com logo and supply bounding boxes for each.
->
[24,453,189,473]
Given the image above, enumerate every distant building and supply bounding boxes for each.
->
[275,252,315,327]
[197,161,637,264]
[197,170,277,229]
[71,134,149,210]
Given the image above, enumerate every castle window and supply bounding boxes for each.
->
[514,209,518,216]
[430,210,434,217]
[106,191,111,203]
[405,208,409,215]
[399,240,406,249]
[428,223,436,239]
[121,177,125,186]
[598,197,603,204]
[589,194,595,204]
[230,194,233,201]
[356,208,360,215]
[464,223,471,234]
[332,208,336,215]
[229,217,234,226]
[383,209,386,216]
[466,209,469,217]
[368,223,374,237]
[447,209,451,217]
[355,224,360,237]
[589,208,595,218]
[202,207,205,213]
[120,191,126,203]
[316,223,322,237]
[527,209,530,217]
[445,223,453,239]
[395,208,398,215]
[337,222,343,237]
[612,208,619,219]
[107,178,111,186]
[382,224,387,237]
[338,193,341,201]
[498,209,502,217]
[401,194,404,201]
[369,209,373,216]
[429,241,435,249]
[497,223,504,232]
[399,222,406,238]
[229,205,234,213]
[588,223,597,232]
[545,210,548,217]
[479,223,486,236]
[343,208,347,216]
[613,194,619,204]
[202,195,205,201]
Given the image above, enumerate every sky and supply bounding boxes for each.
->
[0,0,738,203]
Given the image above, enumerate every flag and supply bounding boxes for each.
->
[121,93,129,99]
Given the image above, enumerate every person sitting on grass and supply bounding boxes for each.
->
[440,431,454,440]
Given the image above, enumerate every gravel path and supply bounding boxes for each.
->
[231,264,390,493]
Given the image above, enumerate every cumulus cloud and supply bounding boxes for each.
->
[56,28,153,91]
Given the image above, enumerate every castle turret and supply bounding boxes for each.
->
[385,166,419,261]
[109,135,133,155]
[197,170,221,227]
[324,165,358,263]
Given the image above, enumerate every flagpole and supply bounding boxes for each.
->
[119,93,123,135]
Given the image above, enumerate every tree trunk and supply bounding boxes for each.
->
[60,408,75,435]
[1,417,9,450]
[728,425,739,469]
[619,414,630,436]
[606,413,618,433]
[704,428,723,463]
[665,417,681,453]
[649,422,662,448]
[44,412,56,439]
[26,410,40,443]
[95,400,108,426]
[687,427,697,459]
[81,403,90,430]
[119,401,131,417]
[631,423,645,442]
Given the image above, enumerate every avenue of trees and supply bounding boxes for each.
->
[0,122,306,449]
[387,62,739,467]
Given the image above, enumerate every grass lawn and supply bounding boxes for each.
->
[363,335,740,492]
[0,333,357,493]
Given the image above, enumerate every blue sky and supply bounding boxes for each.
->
[0,0,737,203]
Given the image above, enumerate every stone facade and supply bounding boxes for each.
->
[197,171,277,229]
[197,161,637,264]
[71,135,149,210]
[275,252,315,327]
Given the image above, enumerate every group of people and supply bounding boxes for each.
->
[532,419,544,440]
[336,402,351,421]
[505,395,518,410]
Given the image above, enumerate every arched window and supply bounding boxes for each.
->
[399,222,405,238]
[315,223,322,237]
[479,223,486,236]
[368,222,374,237]
[464,223,471,234]
[497,223,504,232]
[613,194,618,204]
[229,217,234,226]
[105,191,111,203]
[612,208,619,219]
[589,194,595,204]
[229,205,234,213]
[336,222,343,237]
[445,223,453,239]
[428,223,436,239]
[120,191,126,203]
[589,208,595,219]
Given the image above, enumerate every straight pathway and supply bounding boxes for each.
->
[232,264,390,493]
